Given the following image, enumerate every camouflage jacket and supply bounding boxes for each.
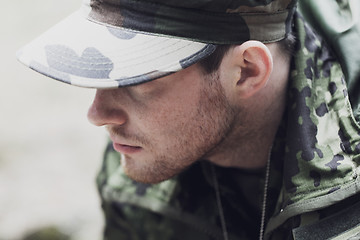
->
[96,12,360,240]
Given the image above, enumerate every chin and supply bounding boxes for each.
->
[121,153,196,184]
[122,161,176,184]
[123,168,173,184]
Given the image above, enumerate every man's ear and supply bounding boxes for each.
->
[232,41,273,99]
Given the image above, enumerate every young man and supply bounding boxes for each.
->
[18,0,360,239]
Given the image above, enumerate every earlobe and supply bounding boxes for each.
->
[234,41,273,99]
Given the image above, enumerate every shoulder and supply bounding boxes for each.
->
[292,194,360,240]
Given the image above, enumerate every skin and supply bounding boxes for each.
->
[87,40,290,184]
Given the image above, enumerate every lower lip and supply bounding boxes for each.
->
[113,143,142,154]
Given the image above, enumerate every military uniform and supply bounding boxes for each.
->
[17,0,360,239]
[97,12,360,240]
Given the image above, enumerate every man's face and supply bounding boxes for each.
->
[87,64,236,183]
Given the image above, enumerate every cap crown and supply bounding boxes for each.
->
[88,0,297,44]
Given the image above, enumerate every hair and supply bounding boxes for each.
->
[198,33,296,74]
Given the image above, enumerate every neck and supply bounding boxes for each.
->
[207,45,290,169]
[206,109,282,169]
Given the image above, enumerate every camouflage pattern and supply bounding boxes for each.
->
[17,0,297,89]
[16,9,214,89]
[98,143,269,240]
[17,0,360,239]
[96,11,360,240]
[299,0,360,117]
[89,0,297,44]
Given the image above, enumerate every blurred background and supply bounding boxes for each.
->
[0,1,106,239]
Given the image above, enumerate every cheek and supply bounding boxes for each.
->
[130,73,206,149]
[144,88,201,132]
[151,104,195,135]
[137,98,200,149]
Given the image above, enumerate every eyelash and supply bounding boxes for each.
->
[126,86,154,103]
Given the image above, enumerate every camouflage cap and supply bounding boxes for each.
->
[17,0,297,88]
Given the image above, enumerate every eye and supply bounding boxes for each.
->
[126,80,163,102]
[128,83,154,96]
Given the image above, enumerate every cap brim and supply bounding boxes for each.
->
[17,8,216,89]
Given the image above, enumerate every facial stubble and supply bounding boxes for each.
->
[120,73,237,183]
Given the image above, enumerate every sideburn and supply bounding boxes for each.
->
[198,71,238,159]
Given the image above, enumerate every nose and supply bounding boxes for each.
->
[87,89,127,126]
